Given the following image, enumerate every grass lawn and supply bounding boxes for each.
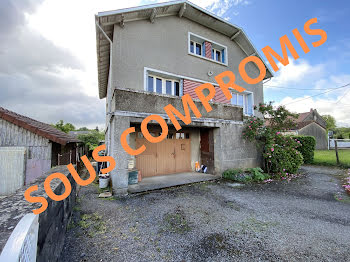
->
[313,149,350,168]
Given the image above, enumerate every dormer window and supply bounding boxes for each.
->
[188,32,228,65]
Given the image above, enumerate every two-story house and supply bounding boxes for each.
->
[95,0,273,195]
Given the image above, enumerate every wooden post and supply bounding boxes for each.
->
[334,140,340,165]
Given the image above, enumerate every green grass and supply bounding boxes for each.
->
[313,150,350,168]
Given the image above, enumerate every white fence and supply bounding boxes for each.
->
[0,147,26,195]
[0,214,39,262]
[328,139,350,150]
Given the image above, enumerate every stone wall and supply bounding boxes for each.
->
[0,166,78,262]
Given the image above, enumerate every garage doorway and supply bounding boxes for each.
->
[135,132,191,177]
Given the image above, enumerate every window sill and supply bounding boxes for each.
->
[188,52,228,66]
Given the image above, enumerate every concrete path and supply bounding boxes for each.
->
[128,172,220,193]
[60,165,350,261]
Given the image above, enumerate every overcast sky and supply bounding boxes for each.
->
[0,0,349,128]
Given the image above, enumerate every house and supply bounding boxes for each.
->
[95,0,273,195]
[291,109,328,149]
[0,107,80,190]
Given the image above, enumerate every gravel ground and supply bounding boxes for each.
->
[60,165,350,262]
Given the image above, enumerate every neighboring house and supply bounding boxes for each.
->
[290,109,328,150]
[95,0,273,195]
[0,107,80,187]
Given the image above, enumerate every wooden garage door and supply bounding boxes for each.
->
[136,132,191,177]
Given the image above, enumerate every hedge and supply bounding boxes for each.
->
[291,135,316,164]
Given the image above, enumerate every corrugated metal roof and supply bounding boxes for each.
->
[0,107,80,145]
[95,0,274,99]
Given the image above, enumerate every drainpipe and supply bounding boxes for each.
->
[95,16,114,155]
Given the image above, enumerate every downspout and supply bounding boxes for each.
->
[95,16,113,156]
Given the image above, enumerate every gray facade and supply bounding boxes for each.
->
[299,122,327,150]
[96,1,271,195]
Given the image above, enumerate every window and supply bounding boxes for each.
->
[212,48,223,63]
[147,74,182,97]
[189,32,227,65]
[147,76,153,92]
[175,132,190,139]
[156,78,162,93]
[190,40,203,56]
[231,91,254,116]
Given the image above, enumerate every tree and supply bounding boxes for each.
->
[77,131,105,151]
[77,127,90,131]
[322,115,336,131]
[52,120,76,133]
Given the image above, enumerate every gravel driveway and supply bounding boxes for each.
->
[60,165,350,261]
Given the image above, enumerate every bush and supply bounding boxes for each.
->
[242,102,304,176]
[291,136,316,164]
[264,135,304,175]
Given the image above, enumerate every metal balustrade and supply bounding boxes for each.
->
[0,214,39,262]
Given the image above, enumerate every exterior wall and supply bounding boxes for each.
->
[109,15,263,113]
[214,123,260,174]
[299,123,327,150]
[0,119,52,184]
[106,15,265,194]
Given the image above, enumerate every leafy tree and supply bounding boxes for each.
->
[322,115,336,131]
[77,131,105,150]
[52,120,76,133]
[77,127,90,131]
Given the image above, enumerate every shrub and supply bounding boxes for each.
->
[246,167,270,181]
[264,135,304,175]
[222,168,252,182]
[222,168,270,182]
[291,135,316,164]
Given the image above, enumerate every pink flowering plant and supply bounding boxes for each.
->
[343,169,350,195]
[243,102,303,176]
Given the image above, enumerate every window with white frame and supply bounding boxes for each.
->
[147,74,182,96]
[190,40,203,56]
[212,48,222,63]
[189,32,227,65]
[231,91,254,116]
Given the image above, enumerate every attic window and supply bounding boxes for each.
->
[188,32,227,65]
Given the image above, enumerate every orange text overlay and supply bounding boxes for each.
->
[24,18,327,214]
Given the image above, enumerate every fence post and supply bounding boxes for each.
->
[334,140,340,165]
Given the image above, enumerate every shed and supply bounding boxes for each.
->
[0,107,80,192]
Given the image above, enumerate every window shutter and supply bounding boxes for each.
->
[222,49,225,63]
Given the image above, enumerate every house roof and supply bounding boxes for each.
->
[0,107,80,145]
[290,120,326,131]
[95,0,274,99]
[297,112,310,122]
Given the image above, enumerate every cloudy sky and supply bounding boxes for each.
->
[0,0,349,128]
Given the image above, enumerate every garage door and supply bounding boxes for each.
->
[135,132,191,177]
